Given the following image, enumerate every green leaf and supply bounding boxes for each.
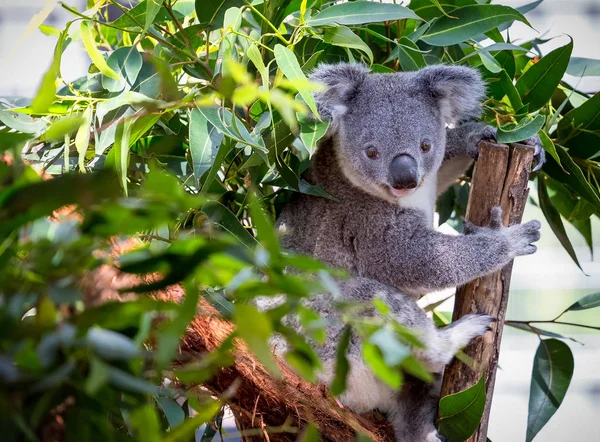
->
[330,325,352,396]
[85,357,110,395]
[42,115,85,142]
[101,47,144,93]
[556,92,600,159]
[202,201,258,248]
[0,169,119,236]
[234,304,280,377]
[538,176,584,272]
[31,29,70,114]
[274,44,320,118]
[195,107,265,151]
[114,115,137,195]
[506,322,580,344]
[459,43,528,62]
[107,366,161,395]
[145,0,165,34]
[128,405,161,442]
[438,374,486,442]
[0,132,34,151]
[155,281,201,370]
[538,130,561,168]
[409,0,477,21]
[496,115,545,144]
[74,105,93,172]
[195,0,245,29]
[0,105,47,134]
[86,327,141,360]
[307,2,420,27]
[189,108,225,186]
[249,192,280,256]
[544,145,600,213]
[369,328,410,367]
[164,399,221,442]
[389,37,426,71]
[155,396,185,429]
[516,39,573,111]
[80,21,120,81]
[421,5,529,46]
[362,341,403,389]
[298,424,320,442]
[297,110,329,156]
[323,26,373,64]
[526,339,574,442]
[563,292,600,312]
[566,57,600,77]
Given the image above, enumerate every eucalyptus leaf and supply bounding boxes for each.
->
[538,177,584,272]
[566,57,600,77]
[516,39,573,111]
[307,2,419,27]
[526,339,574,442]
[496,115,545,144]
[422,5,529,46]
[438,374,486,442]
[563,292,600,312]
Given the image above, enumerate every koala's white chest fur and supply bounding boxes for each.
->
[397,176,437,226]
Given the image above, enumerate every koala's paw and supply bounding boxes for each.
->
[504,219,542,256]
[463,206,541,256]
[447,313,495,350]
[466,124,497,158]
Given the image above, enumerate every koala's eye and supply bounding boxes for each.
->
[421,138,432,152]
[366,146,379,159]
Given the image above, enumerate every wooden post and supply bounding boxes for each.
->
[439,141,535,442]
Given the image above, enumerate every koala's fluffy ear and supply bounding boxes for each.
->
[415,65,486,125]
[309,63,370,129]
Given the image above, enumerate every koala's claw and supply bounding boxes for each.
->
[520,134,546,172]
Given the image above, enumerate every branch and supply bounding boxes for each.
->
[439,141,535,442]
[81,259,395,442]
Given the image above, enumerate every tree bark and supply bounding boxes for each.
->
[439,141,535,442]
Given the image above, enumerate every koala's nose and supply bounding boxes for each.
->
[390,154,418,190]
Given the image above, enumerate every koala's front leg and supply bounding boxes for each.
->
[358,208,541,293]
[438,122,546,196]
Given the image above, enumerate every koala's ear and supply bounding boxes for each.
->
[415,65,486,124]
[309,63,370,127]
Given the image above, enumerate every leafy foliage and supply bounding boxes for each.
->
[1,0,599,441]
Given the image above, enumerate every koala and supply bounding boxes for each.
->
[269,63,543,441]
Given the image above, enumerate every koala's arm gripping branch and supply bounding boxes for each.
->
[439,141,535,442]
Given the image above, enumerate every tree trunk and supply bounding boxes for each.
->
[439,141,535,442]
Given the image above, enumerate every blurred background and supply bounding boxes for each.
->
[0,0,598,440]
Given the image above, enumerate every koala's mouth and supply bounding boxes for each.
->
[384,178,423,199]
[388,187,416,197]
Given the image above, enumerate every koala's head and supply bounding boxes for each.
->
[310,63,485,202]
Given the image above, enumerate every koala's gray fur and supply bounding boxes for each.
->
[267,63,543,441]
